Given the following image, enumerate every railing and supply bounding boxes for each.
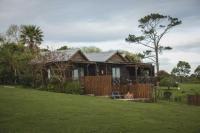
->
[82,75,153,98]
[83,75,112,96]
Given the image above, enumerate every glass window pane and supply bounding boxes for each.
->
[80,68,84,77]
[112,68,116,78]
[73,69,79,80]
[116,68,120,78]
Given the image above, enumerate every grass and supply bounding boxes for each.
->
[158,83,200,102]
[0,85,200,133]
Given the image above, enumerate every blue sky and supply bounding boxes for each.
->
[0,0,200,72]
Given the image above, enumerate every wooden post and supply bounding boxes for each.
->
[86,64,89,76]
[135,65,138,82]
[95,63,98,76]
[106,64,108,75]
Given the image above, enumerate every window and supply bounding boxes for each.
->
[47,69,51,79]
[112,67,120,79]
[79,68,84,77]
[72,67,84,80]
[72,69,79,80]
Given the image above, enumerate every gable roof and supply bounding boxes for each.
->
[32,49,89,64]
[85,51,126,62]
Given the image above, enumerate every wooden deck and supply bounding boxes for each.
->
[83,75,153,99]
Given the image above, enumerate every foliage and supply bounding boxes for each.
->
[158,83,200,103]
[0,24,42,86]
[157,70,170,81]
[0,43,34,85]
[194,65,200,79]
[81,46,102,53]
[126,13,182,74]
[20,25,43,52]
[5,24,20,43]
[57,45,69,50]
[63,81,83,94]
[119,50,141,63]
[47,79,83,94]
[171,61,191,83]
[163,91,172,100]
[159,77,178,88]
[47,77,61,92]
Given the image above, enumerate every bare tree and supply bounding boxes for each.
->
[32,50,73,92]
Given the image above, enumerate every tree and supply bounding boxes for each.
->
[57,46,69,51]
[125,13,182,74]
[194,65,200,79]
[0,43,34,84]
[81,46,101,53]
[32,51,73,91]
[20,25,43,52]
[0,34,5,45]
[6,24,20,43]
[119,50,141,63]
[157,70,170,81]
[171,61,191,82]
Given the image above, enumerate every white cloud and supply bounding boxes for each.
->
[1,0,200,73]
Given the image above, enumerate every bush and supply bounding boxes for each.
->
[163,91,172,100]
[160,77,178,88]
[47,79,83,94]
[47,78,61,92]
[63,81,83,94]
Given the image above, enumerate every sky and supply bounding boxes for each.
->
[0,0,200,73]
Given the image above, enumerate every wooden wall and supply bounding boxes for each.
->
[70,51,88,62]
[83,75,153,99]
[107,53,126,63]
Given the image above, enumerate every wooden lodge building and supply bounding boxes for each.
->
[33,49,155,99]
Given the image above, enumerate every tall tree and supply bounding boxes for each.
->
[119,50,141,63]
[20,25,43,52]
[0,43,33,84]
[0,34,5,45]
[157,70,170,81]
[57,46,69,51]
[171,61,191,82]
[6,24,20,43]
[125,13,182,74]
[81,46,101,53]
[194,65,200,79]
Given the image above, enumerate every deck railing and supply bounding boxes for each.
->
[83,75,153,98]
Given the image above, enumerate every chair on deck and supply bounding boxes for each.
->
[111,91,123,99]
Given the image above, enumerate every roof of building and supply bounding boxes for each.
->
[48,49,80,62]
[85,51,120,62]
[31,49,89,64]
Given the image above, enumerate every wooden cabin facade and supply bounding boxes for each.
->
[33,49,155,98]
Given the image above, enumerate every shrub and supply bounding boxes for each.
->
[47,77,61,92]
[160,77,178,88]
[63,81,83,94]
[47,79,83,94]
[163,91,172,100]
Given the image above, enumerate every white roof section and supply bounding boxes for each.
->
[85,51,118,62]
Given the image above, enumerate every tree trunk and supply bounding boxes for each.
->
[14,68,17,84]
[155,49,159,75]
[154,48,159,102]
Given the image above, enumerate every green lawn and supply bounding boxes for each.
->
[158,83,200,102]
[0,86,200,133]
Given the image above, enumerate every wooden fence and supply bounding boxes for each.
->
[188,95,200,106]
[113,83,153,99]
[83,75,153,99]
[84,75,112,96]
